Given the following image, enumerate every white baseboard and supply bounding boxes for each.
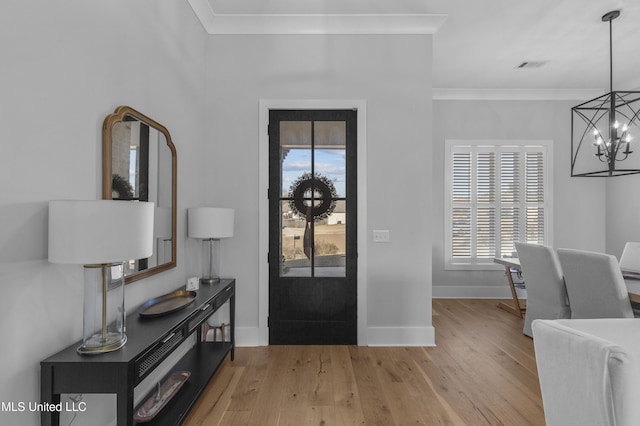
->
[433,285,515,299]
[367,326,435,347]
[236,326,436,347]
[236,326,261,347]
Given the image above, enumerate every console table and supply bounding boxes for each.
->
[41,279,235,426]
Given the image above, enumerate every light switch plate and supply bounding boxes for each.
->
[186,276,199,291]
[373,230,390,242]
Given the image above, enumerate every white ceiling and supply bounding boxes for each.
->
[190,0,640,97]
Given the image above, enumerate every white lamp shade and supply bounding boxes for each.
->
[188,207,234,239]
[48,200,155,264]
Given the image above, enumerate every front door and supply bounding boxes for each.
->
[268,109,357,344]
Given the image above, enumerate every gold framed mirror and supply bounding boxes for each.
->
[102,106,177,284]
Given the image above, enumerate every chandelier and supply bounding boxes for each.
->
[571,10,640,177]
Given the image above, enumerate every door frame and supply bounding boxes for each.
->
[258,99,368,346]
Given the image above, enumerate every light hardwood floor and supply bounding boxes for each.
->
[184,299,544,425]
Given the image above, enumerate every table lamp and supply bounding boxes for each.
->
[188,207,234,284]
[48,200,154,354]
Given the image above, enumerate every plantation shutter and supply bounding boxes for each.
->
[476,152,496,259]
[500,152,520,258]
[446,141,551,269]
[525,151,545,244]
[451,152,472,258]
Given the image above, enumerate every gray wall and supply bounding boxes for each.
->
[0,1,208,424]
[606,176,640,258]
[432,99,606,296]
[4,1,624,423]
[0,6,437,424]
[205,34,435,343]
[605,84,640,258]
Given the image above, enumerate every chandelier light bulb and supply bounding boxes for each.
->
[593,129,599,136]
[622,123,628,132]
[614,120,620,129]
[626,134,632,143]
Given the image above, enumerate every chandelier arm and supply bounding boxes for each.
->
[616,152,630,161]
[617,109,640,163]
[572,110,595,164]
[581,96,614,140]
[574,108,609,146]
[574,108,609,130]
[611,110,639,163]
[574,109,611,163]
[573,93,611,109]
[611,109,638,127]
[614,93,640,109]
[627,108,640,128]
[612,139,623,161]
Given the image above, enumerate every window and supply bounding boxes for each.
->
[444,140,553,269]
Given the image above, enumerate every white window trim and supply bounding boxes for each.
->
[444,140,554,270]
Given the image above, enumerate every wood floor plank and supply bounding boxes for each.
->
[225,346,271,412]
[245,346,290,426]
[281,346,334,410]
[348,346,396,426]
[183,362,242,426]
[330,346,366,425]
[182,299,545,426]
[218,410,252,426]
[431,300,544,426]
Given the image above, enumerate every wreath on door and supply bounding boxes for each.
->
[288,172,338,221]
[288,172,338,259]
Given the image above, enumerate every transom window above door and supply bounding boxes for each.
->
[444,140,553,270]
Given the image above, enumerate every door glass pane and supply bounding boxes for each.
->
[280,121,313,277]
[281,200,311,277]
[314,121,346,197]
[314,204,346,277]
[281,121,312,194]
[279,119,349,278]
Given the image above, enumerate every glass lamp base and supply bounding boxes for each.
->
[80,263,127,355]
[77,333,127,354]
[200,239,221,285]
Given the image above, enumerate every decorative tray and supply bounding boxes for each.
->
[134,370,191,423]
[137,290,197,318]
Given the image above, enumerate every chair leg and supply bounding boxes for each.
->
[203,323,229,342]
[202,323,210,342]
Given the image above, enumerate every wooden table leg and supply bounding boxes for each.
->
[496,265,525,318]
[117,375,135,426]
[41,364,59,426]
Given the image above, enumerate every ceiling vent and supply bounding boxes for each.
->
[517,61,548,69]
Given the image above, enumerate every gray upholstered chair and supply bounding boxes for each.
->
[514,242,570,337]
[619,241,640,273]
[619,242,640,314]
[533,318,640,426]
[557,248,635,319]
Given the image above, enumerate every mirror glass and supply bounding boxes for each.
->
[103,106,177,283]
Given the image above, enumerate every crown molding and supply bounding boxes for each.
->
[188,0,447,35]
[432,88,606,101]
